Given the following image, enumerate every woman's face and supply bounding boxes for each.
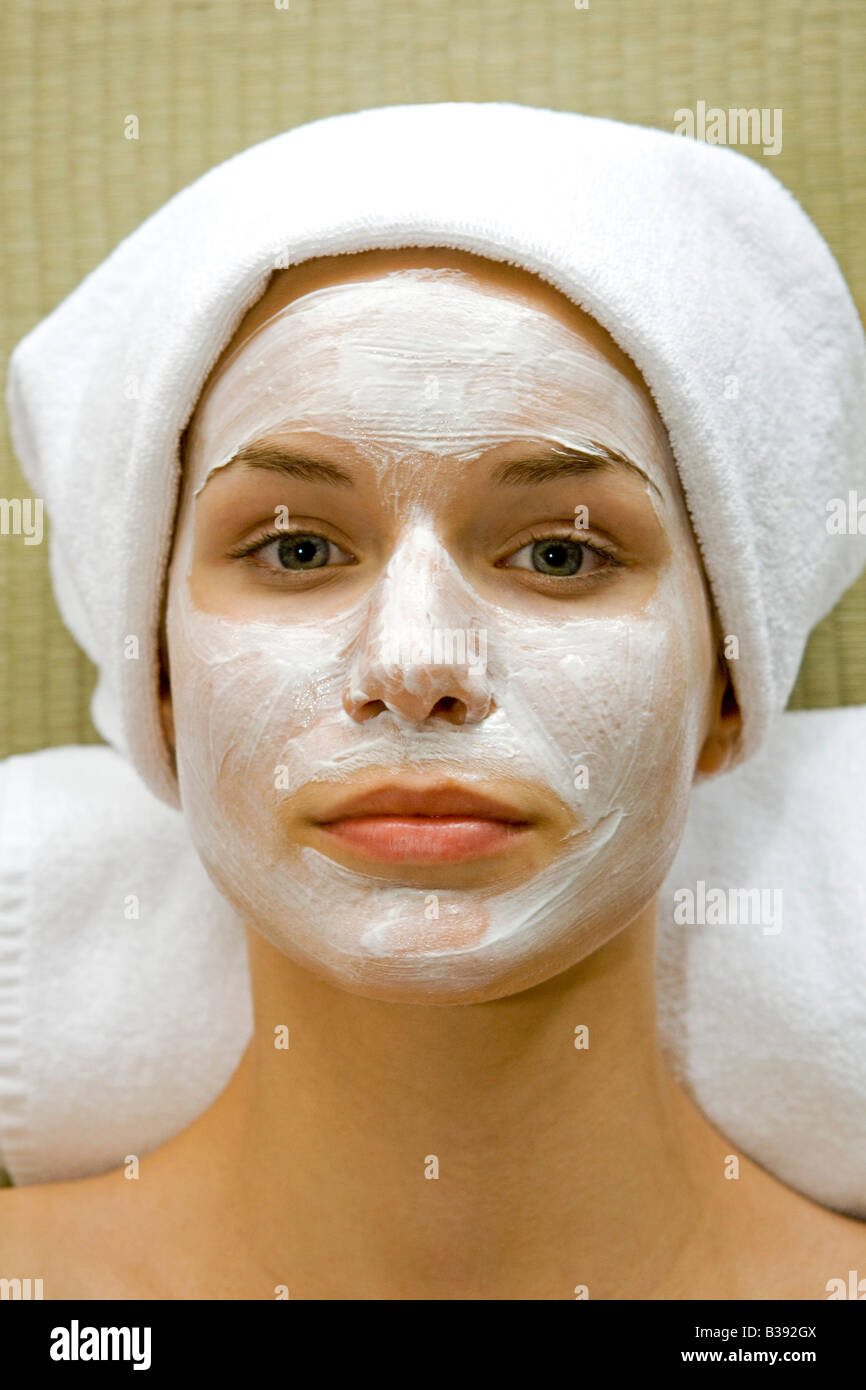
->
[162,248,733,1004]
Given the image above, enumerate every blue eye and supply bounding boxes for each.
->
[503,536,608,578]
[243,530,355,572]
[275,534,332,570]
[531,538,583,576]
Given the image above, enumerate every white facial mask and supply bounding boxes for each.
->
[165,268,715,1003]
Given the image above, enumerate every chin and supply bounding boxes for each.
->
[186,793,670,1008]
[243,896,647,1007]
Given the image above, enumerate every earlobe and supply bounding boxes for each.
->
[695,668,742,779]
[157,619,176,757]
[696,729,733,777]
[159,672,175,756]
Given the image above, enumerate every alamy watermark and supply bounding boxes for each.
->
[1,1276,43,1299]
[673,879,782,935]
[381,625,488,675]
[826,1269,866,1299]
[49,1320,151,1370]
[673,103,783,157]
[0,496,43,544]
[826,491,866,534]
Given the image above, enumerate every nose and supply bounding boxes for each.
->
[342,523,494,727]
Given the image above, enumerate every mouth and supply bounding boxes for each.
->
[310,782,535,865]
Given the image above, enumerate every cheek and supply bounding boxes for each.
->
[489,595,707,830]
[167,607,349,826]
[463,597,711,971]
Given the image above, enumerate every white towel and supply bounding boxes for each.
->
[658,704,866,1219]
[5,102,866,806]
[0,746,251,1186]
[2,706,864,1213]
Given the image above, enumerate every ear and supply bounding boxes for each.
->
[158,624,175,757]
[695,653,742,778]
[159,670,175,756]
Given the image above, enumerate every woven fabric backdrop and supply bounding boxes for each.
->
[1,0,864,759]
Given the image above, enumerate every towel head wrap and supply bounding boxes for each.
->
[6,101,866,810]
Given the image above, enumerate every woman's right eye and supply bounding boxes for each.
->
[246,530,355,572]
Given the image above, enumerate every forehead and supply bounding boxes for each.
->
[177,247,684,525]
[199,245,654,411]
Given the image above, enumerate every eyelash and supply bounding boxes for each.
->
[228,526,623,586]
[228,530,352,566]
[497,526,622,586]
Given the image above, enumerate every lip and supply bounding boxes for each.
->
[314,783,533,824]
[309,781,535,865]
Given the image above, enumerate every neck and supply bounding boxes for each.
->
[159,898,731,1299]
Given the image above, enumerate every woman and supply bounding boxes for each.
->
[1,103,865,1298]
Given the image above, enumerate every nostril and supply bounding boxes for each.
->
[342,681,494,727]
[359,701,388,723]
[432,696,467,726]
[343,693,388,723]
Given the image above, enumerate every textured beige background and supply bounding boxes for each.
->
[1,0,865,758]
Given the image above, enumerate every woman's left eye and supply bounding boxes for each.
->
[500,536,610,578]
[241,531,354,572]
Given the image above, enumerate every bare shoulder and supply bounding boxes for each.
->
[0,1178,71,1292]
[752,1178,866,1300]
[0,1175,63,1241]
[0,1168,160,1299]
[801,1201,866,1299]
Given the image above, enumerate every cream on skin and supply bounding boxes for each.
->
[164,264,723,1005]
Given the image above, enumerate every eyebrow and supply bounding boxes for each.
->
[226,441,356,487]
[490,442,663,498]
[222,438,662,497]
